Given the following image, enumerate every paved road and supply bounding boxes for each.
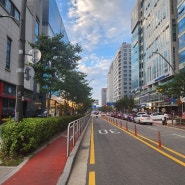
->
[85,117,185,185]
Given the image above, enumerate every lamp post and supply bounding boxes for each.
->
[152,51,176,124]
[152,51,175,74]
[15,0,27,122]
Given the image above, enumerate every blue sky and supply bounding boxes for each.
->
[56,0,137,106]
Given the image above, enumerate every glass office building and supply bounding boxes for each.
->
[42,0,69,43]
[178,0,185,69]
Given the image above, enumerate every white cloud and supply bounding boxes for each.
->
[63,0,136,51]
[57,0,136,105]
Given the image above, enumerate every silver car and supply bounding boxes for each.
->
[134,114,153,125]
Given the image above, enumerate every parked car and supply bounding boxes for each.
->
[33,109,47,118]
[122,114,128,120]
[2,108,15,118]
[150,112,169,121]
[127,114,135,122]
[136,112,147,116]
[134,114,153,125]
[117,113,122,119]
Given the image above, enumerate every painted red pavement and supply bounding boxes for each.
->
[2,134,67,185]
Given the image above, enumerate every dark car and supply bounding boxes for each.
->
[127,114,135,122]
[33,109,47,118]
[2,108,15,118]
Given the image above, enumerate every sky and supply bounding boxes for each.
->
[56,0,137,106]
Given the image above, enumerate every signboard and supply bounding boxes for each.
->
[107,102,115,106]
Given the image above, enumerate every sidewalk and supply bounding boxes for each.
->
[0,132,68,185]
[0,118,89,185]
[153,119,185,129]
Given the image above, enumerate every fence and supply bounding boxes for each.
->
[66,114,91,157]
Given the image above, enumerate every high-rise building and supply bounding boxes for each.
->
[107,63,114,102]
[177,0,185,70]
[107,42,131,102]
[42,0,69,42]
[131,0,179,112]
[101,88,107,106]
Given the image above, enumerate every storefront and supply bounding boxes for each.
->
[0,82,32,120]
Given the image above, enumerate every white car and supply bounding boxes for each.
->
[134,114,153,125]
[150,112,169,121]
[136,112,147,116]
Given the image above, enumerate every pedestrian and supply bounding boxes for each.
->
[162,115,167,125]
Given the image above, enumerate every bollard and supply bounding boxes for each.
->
[158,131,162,148]
[134,124,137,136]
[126,122,128,131]
[120,120,122,128]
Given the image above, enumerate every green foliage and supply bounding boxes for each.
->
[99,105,113,112]
[0,115,81,158]
[29,33,93,113]
[29,34,82,95]
[115,96,135,112]
[156,70,185,98]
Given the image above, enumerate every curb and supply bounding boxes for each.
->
[56,118,91,185]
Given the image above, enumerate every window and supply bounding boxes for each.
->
[5,0,11,13]
[35,17,39,42]
[6,37,11,69]
[0,0,20,21]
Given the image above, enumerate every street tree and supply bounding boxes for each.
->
[115,96,135,113]
[156,70,185,115]
[156,70,185,98]
[59,70,93,114]
[29,34,82,115]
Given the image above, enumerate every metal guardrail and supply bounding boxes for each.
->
[66,114,91,157]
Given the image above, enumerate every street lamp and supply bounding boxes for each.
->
[152,51,176,74]
[152,51,177,124]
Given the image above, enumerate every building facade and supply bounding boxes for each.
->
[0,0,43,119]
[107,42,131,102]
[131,0,179,113]
[107,63,114,103]
[42,0,69,42]
[178,0,185,70]
[0,0,69,120]
[101,88,107,106]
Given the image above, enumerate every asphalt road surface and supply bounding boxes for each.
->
[86,116,185,185]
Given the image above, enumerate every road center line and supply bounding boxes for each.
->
[103,117,185,167]
[90,119,95,164]
[89,171,95,185]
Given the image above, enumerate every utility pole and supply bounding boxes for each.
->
[15,0,27,122]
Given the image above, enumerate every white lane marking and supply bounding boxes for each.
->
[172,134,185,138]
[148,127,158,130]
